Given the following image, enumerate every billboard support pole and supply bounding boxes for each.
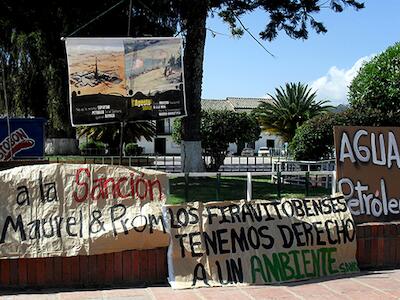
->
[119,120,125,165]
[1,58,12,161]
[127,0,132,36]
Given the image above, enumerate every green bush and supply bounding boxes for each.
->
[349,43,400,116]
[290,107,400,161]
[172,110,261,170]
[290,113,338,161]
[79,140,106,155]
[124,143,143,156]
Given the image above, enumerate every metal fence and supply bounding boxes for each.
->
[79,146,290,158]
[48,155,337,201]
[51,155,335,174]
[167,171,336,203]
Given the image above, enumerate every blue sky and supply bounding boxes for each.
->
[201,0,400,105]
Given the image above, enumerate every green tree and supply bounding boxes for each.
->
[173,110,260,171]
[176,0,363,172]
[77,121,155,154]
[290,107,400,161]
[349,42,400,117]
[0,0,363,168]
[290,112,343,161]
[254,82,331,142]
[0,0,178,137]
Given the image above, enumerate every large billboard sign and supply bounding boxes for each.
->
[65,37,186,126]
[0,118,45,161]
[334,126,400,223]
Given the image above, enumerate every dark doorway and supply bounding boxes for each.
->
[266,139,275,148]
[155,138,166,155]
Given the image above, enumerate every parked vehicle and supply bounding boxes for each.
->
[241,147,254,156]
[258,147,270,157]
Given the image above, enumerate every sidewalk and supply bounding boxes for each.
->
[1,269,400,300]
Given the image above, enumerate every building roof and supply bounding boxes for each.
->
[201,97,271,113]
[200,99,234,111]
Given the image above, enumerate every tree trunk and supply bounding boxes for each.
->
[180,0,207,172]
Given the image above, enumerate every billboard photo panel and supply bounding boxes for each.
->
[65,37,186,126]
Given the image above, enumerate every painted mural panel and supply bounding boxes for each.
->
[65,37,185,126]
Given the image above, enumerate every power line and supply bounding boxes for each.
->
[136,0,153,15]
[234,14,275,58]
[66,0,127,37]
[63,1,275,59]
[206,27,231,38]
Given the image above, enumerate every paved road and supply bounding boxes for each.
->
[1,269,400,299]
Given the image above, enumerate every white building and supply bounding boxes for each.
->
[137,97,284,155]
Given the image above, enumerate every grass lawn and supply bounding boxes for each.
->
[45,158,331,204]
[168,176,331,204]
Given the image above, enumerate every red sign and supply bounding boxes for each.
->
[0,128,35,161]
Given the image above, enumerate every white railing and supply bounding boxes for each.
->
[167,170,337,201]
[59,156,336,173]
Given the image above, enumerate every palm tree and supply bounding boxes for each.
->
[77,121,155,154]
[254,82,331,142]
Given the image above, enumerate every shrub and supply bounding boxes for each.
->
[79,140,106,155]
[289,113,338,161]
[349,43,400,116]
[290,106,400,161]
[124,143,143,156]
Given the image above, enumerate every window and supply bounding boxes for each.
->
[156,120,164,134]
[246,141,256,149]
[266,139,275,148]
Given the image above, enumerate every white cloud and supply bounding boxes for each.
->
[310,55,375,106]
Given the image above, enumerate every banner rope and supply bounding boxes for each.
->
[65,0,127,38]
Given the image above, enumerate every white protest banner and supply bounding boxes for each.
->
[166,197,358,289]
[0,164,169,258]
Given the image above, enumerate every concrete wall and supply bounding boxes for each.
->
[138,132,285,155]
[227,132,284,155]
[137,137,154,154]
[165,136,180,154]
[228,143,237,154]
[45,138,79,155]
[255,132,284,151]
